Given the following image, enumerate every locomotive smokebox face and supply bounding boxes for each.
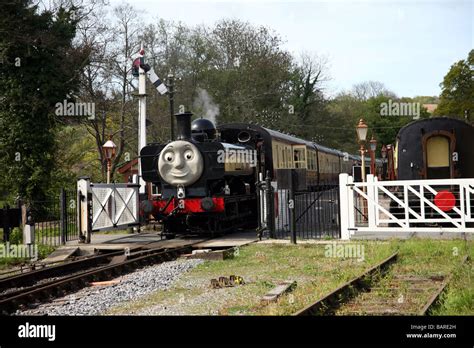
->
[158,140,203,186]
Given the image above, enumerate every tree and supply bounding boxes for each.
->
[351,81,396,101]
[77,2,140,182]
[286,53,329,140]
[363,96,430,155]
[435,49,474,120]
[0,1,88,202]
[326,82,430,154]
[193,20,293,128]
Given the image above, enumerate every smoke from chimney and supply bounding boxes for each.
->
[193,88,219,125]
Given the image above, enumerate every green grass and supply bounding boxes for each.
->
[335,239,473,315]
[0,227,58,271]
[106,238,473,316]
[400,239,473,315]
[106,241,396,315]
[0,243,56,272]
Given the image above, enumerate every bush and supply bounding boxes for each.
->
[9,227,23,244]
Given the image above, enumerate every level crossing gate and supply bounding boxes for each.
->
[77,178,140,243]
[339,174,474,239]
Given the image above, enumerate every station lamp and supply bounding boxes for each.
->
[102,137,117,184]
[381,145,387,159]
[356,119,368,144]
[369,135,377,153]
[369,135,377,175]
[355,119,369,182]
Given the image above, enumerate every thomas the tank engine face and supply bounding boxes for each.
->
[158,140,204,186]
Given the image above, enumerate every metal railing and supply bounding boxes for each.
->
[257,170,340,241]
[274,183,340,240]
[30,189,79,246]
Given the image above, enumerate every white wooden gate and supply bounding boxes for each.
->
[90,183,140,231]
[339,173,474,239]
[77,178,140,243]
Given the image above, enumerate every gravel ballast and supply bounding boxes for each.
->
[17,259,203,316]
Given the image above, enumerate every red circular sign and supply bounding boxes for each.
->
[434,191,456,212]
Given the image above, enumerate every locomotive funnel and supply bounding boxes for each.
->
[175,111,193,140]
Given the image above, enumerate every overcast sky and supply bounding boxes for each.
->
[110,0,473,98]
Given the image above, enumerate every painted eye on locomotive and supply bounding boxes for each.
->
[158,140,204,186]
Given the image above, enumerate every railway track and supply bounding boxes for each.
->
[0,249,126,291]
[294,253,468,316]
[0,244,197,314]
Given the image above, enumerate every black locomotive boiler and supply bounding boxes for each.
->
[140,112,357,236]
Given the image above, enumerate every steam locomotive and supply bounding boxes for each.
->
[140,112,359,235]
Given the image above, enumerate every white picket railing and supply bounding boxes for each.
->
[339,173,474,239]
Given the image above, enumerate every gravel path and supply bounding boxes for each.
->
[17,259,203,316]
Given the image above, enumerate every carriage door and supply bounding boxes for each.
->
[424,133,454,179]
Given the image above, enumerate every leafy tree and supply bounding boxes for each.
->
[0,1,88,202]
[326,83,430,154]
[364,96,429,156]
[435,50,474,120]
[411,95,439,105]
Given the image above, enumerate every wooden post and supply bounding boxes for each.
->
[265,171,275,238]
[339,173,350,240]
[366,174,376,229]
[60,189,67,244]
[289,170,296,244]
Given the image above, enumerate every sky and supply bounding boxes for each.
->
[110,0,473,98]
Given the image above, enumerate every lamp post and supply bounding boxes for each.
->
[381,145,387,180]
[356,119,368,182]
[369,135,377,176]
[102,137,117,184]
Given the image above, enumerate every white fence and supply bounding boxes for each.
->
[339,174,474,239]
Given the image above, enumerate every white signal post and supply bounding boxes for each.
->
[138,45,147,194]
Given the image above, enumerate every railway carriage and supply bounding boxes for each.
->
[395,117,474,180]
[218,124,354,189]
[389,117,474,227]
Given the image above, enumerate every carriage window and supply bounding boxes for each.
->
[427,136,449,167]
[280,146,284,168]
[293,146,307,169]
[426,136,450,179]
[285,146,293,168]
[308,151,314,170]
[274,145,277,168]
[282,146,286,168]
